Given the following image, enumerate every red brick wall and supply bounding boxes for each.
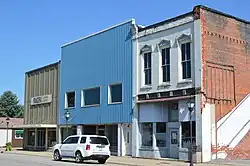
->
[196,6,250,159]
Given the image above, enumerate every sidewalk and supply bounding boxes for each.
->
[3,149,233,166]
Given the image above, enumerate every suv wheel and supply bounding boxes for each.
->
[53,150,61,161]
[98,159,107,164]
[75,151,83,163]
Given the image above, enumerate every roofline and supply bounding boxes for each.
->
[138,12,193,32]
[25,60,60,75]
[138,5,250,32]
[197,5,250,25]
[61,19,135,48]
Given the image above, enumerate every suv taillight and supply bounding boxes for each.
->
[86,144,90,150]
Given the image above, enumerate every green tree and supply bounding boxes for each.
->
[0,91,24,117]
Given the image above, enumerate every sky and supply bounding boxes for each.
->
[0,0,249,104]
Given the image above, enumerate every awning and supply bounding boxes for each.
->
[13,124,57,129]
[136,95,195,104]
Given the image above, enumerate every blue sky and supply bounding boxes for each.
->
[0,0,249,104]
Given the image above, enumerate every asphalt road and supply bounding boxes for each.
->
[0,153,114,166]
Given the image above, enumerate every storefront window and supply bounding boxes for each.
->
[27,130,35,146]
[141,123,153,148]
[156,122,166,147]
[181,121,196,148]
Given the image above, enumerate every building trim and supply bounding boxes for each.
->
[13,124,57,128]
[61,19,135,48]
[25,61,60,75]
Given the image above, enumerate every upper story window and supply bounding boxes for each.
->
[109,83,122,104]
[181,42,191,79]
[65,91,75,108]
[161,47,170,82]
[82,87,100,107]
[144,52,152,85]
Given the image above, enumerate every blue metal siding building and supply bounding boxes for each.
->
[59,20,134,125]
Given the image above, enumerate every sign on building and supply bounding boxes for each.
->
[31,94,52,105]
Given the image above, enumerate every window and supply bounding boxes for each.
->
[109,83,122,103]
[89,137,109,145]
[181,121,196,148]
[63,136,79,144]
[181,42,191,79]
[162,48,170,82]
[168,103,179,122]
[80,137,86,144]
[141,123,153,147]
[156,123,166,147]
[82,87,100,106]
[65,92,75,108]
[15,130,24,139]
[144,52,152,85]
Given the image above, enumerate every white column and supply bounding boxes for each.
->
[132,104,139,157]
[45,128,48,150]
[57,127,61,144]
[195,94,202,163]
[152,123,156,150]
[118,123,125,156]
[77,125,82,135]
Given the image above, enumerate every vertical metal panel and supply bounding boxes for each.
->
[59,21,133,125]
[24,62,60,125]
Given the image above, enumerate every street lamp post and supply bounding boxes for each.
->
[187,101,195,166]
[64,110,70,137]
[6,117,10,144]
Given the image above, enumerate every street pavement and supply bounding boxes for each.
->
[0,153,117,166]
[2,150,250,166]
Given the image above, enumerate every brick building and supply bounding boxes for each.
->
[132,5,250,162]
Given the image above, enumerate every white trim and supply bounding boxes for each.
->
[65,91,76,109]
[62,19,135,47]
[81,86,101,107]
[108,83,123,105]
[13,124,57,128]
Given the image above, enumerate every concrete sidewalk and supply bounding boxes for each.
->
[3,150,233,166]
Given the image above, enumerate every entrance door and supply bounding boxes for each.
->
[169,129,179,159]
[125,127,132,156]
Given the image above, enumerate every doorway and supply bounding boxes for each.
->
[169,128,179,158]
[124,126,132,156]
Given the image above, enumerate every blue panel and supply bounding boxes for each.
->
[59,21,133,125]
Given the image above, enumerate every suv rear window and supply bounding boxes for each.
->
[80,137,86,143]
[89,137,109,145]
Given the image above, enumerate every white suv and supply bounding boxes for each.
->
[52,135,110,164]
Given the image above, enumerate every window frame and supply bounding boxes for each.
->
[65,91,76,109]
[15,130,24,139]
[181,42,191,80]
[161,47,171,83]
[143,52,152,86]
[168,103,179,122]
[140,122,153,148]
[108,83,123,104]
[81,87,101,107]
[155,122,167,148]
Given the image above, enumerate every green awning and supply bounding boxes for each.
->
[15,130,24,134]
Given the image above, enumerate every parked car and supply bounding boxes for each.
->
[52,135,110,164]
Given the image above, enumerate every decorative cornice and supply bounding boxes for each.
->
[158,39,171,48]
[177,33,192,43]
[140,44,152,54]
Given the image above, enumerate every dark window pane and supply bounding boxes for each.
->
[166,48,170,64]
[181,44,186,61]
[162,49,166,65]
[166,65,170,82]
[90,137,109,145]
[148,53,152,68]
[70,137,79,144]
[156,123,166,133]
[162,66,166,82]
[80,137,86,143]
[67,92,75,108]
[84,87,100,106]
[110,84,122,103]
[186,43,191,60]
[64,137,72,144]
[182,62,187,79]
[145,70,148,85]
[144,53,147,69]
[187,61,191,78]
[149,69,152,84]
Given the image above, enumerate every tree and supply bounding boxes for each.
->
[0,91,24,118]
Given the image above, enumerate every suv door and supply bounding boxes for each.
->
[67,136,80,157]
[61,137,72,157]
